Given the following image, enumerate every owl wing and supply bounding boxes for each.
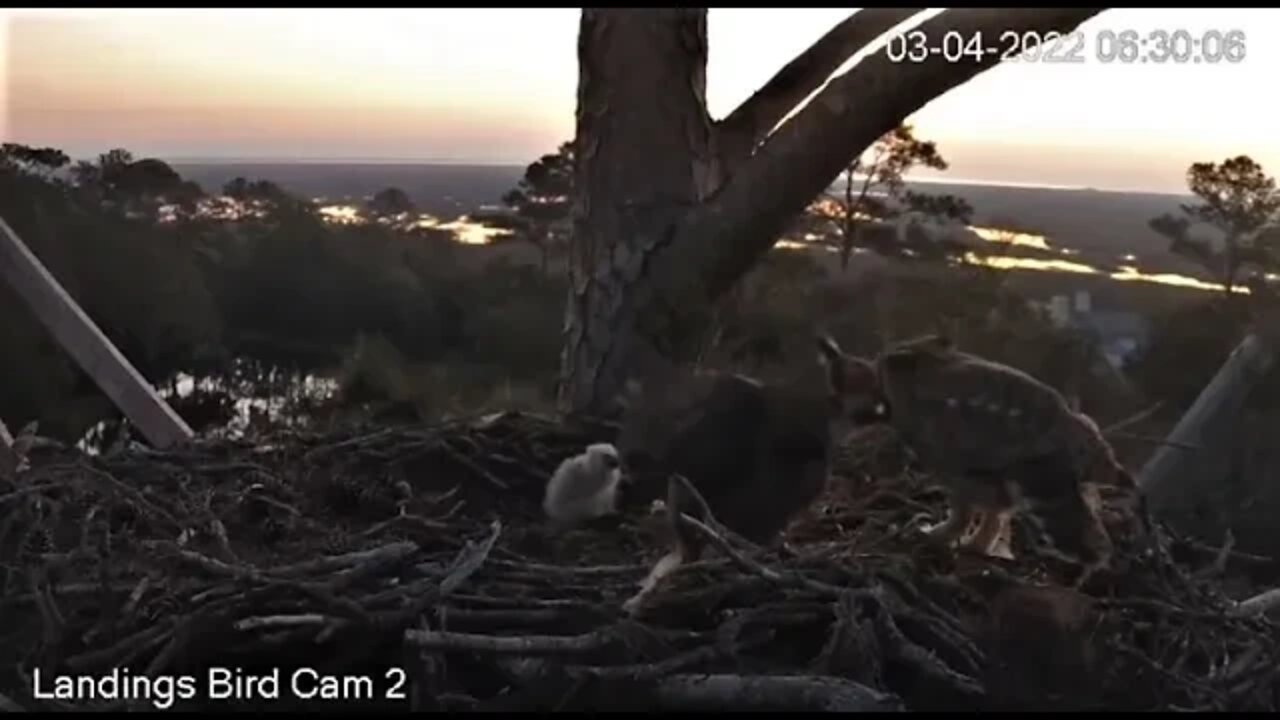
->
[889,355,1074,473]
[649,374,769,470]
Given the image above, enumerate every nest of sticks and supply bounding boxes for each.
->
[1,411,1279,712]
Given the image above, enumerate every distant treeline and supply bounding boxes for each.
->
[0,145,564,439]
[0,143,1264,449]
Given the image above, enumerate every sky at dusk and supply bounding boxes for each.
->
[3,8,1279,194]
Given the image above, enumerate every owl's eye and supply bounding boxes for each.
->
[602,454,620,469]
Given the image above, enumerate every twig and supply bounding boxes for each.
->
[677,513,780,580]
[440,520,502,597]
[1193,529,1236,580]
[497,632,774,687]
[1215,528,1237,574]
[80,464,182,531]
[209,518,238,563]
[649,673,903,712]
[1182,537,1273,566]
[382,520,501,627]
[1103,402,1165,435]
[327,542,422,591]
[353,511,449,540]
[121,576,151,618]
[65,622,173,673]
[144,616,193,679]
[0,482,64,506]
[1230,587,1280,618]
[404,628,618,655]
[0,582,135,609]
[446,593,608,612]
[438,440,509,490]
[864,594,985,702]
[678,513,847,597]
[30,571,66,648]
[241,491,302,517]
[158,544,265,582]
[303,427,400,460]
[266,541,419,577]
[489,558,645,576]
[235,614,332,632]
[436,607,578,627]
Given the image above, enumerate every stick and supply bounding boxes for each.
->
[384,520,501,627]
[438,440,509,490]
[1229,586,1280,618]
[265,541,419,577]
[404,628,617,655]
[235,614,332,632]
[677,513,847,597]
[649,673,903,712]
[1102,401,1164,435]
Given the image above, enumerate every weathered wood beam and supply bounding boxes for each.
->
[1138,333,1276,530]
[1140,278,1280,534]
[0,215,193,448]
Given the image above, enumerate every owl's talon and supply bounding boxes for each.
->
[985,542,1016,561]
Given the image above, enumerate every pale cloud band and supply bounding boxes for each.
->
[3,8,1278,193]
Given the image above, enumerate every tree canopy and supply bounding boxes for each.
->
[0,142,567,441]
[497,141,574,274]
[1148,155,1280,295]
[801,123,974,266]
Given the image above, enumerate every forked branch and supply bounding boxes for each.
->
[681,8,1107,300]
[717,8,926,163]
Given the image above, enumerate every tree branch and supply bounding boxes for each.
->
[717,8,926,161]
[677,8,1107,300]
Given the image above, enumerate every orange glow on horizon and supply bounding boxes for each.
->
[3,8,1280,192]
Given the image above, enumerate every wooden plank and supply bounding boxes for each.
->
[0,215,193,448]
[1139,332,1276,534]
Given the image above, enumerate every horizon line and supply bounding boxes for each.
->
[89,155,1190,198]
[904,175,1189,198]
[161,157,525,167]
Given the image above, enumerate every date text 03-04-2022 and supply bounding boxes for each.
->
[887,28,1247,65]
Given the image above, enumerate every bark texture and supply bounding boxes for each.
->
[559,8,1107,416]
[560,9,717,415]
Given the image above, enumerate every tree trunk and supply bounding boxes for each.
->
[558,9,718,416]
[1223,234,1239,296]
[1138,332,1277,537]
[558,8,1107,416]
